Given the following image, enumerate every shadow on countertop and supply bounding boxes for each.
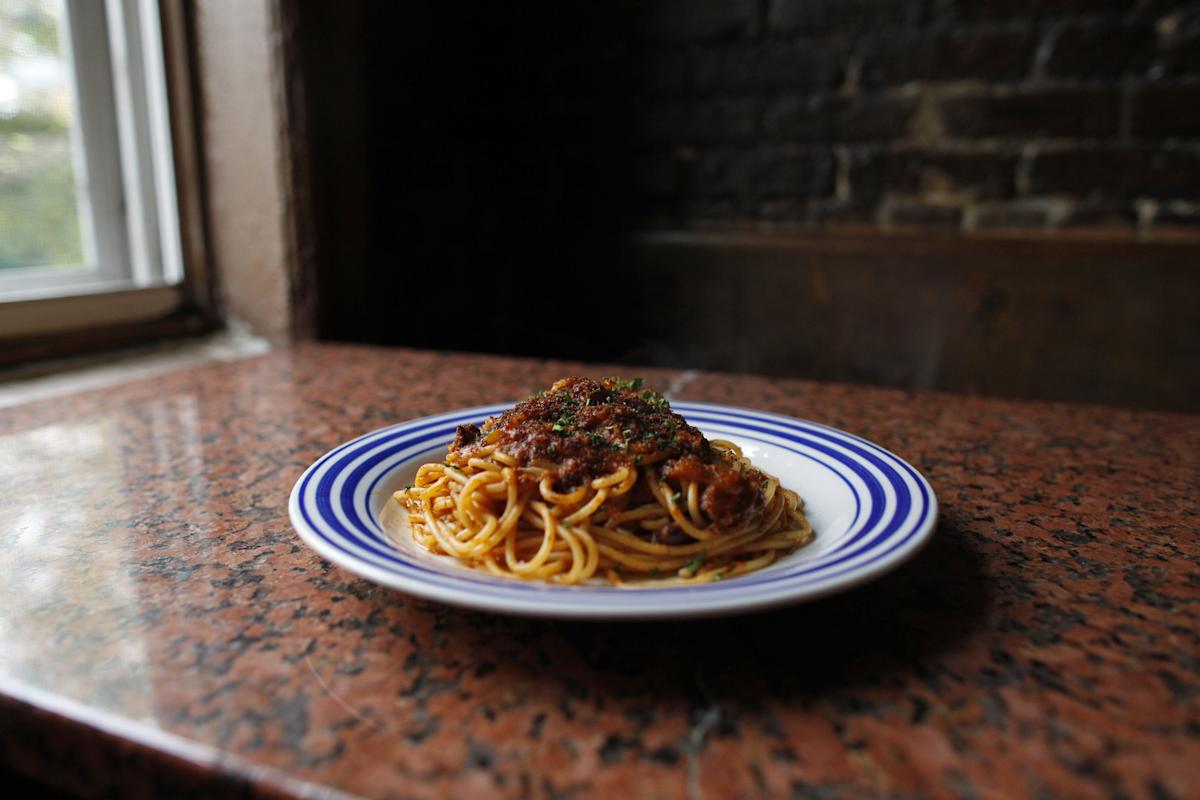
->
[440,514,990,714]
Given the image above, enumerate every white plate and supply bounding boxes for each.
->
[289,403,938,619]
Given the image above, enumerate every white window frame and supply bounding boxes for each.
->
[0,0,183,312]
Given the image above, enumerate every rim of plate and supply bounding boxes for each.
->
[288,402,939,619]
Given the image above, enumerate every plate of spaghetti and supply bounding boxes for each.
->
[289,378,937,619]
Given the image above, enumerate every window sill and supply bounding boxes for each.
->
[0,327,269,409]
[0,285,185,339]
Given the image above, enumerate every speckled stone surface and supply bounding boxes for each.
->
[0,344,1196,799]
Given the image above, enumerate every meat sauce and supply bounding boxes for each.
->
[449,377,766,529]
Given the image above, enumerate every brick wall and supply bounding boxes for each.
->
[631,0,1200,236]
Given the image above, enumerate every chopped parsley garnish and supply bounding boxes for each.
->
[640,389,668,409]
[683,550,708,576]
[455,377,714,499]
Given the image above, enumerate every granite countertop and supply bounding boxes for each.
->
[0,344,1196,799]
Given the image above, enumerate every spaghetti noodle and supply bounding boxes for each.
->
[395,378,813,585]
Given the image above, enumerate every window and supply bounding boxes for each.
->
[0,0,196,343]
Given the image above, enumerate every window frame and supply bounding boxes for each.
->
[0,0,216,366]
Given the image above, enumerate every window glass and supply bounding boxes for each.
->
[0,0,85,272]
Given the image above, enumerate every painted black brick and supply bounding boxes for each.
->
[972,204,1051,229]
[853,150,1019,201]
[758,197,807,222]
[766,0,924,34]
[632,153,681,198]
[935,0,1131,21]
[1044,21,1156,79]
[940,89,1120,138]
[1131,85,1200,138]
[635,0,758,43]
[693,41,845,93]
[811,200,879,225]
[681,197,743,220]
[1059,201,1138,229]
[1159,8,1200,77]
[620,0,1200,234]
[858,28,1038,88]
[636,51,690,95]
[763,93,917,142]
[1030,147,1200,199]
[693,146,836,197]
[889,203,964,228]
[636,97,760,145]
[1153,203,1200,229]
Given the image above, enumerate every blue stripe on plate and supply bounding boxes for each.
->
[292,403,935,604]
[299,412,919,594]
[329,424,872,591]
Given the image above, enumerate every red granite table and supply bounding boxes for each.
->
[0,344,1196,799]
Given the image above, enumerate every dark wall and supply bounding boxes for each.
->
[621,232,1199,412]
[630,0,1200,233]
[291,2,649,362]
[284,1,1200,411]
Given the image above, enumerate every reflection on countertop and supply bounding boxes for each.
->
[0,343,1197,799]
